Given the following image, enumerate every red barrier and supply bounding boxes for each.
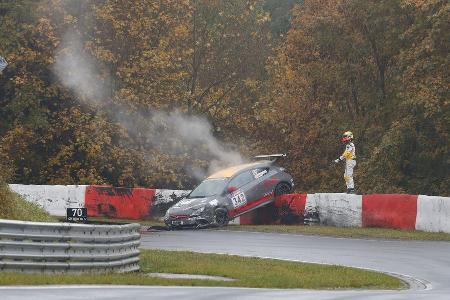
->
[239,210,258,225]
[238,194,307,225]
[273,193,307,225]
[82,186,421,230]
[362,194,418,230]
[238,204,277,225]
[274,193,307,215]
[85,186,155,219]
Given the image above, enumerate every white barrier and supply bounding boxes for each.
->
[154,189,190,205]
[151,189,190,218]
[416,195,450,233]
[8,184,86,217]
[229,216,241,225]
[306,193,362,227]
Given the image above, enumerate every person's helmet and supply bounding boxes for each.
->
[341,131,353,143]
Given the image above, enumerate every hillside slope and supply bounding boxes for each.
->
[0,183,54,222]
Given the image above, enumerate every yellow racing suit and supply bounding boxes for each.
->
[336,142,356,190]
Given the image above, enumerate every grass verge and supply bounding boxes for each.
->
[0,249,404,289]
[88,217,450,241]
[220,224,450,241]
[0,183,55,222]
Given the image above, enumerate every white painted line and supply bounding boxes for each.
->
[213,229,449,244]
[0,285,411,293]
[146,273,235,281]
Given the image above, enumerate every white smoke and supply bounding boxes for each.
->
[54,31,108,103]
[151,111,244,177]
[53,31,245,181]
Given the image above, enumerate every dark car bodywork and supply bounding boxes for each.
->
[164,158,294,229]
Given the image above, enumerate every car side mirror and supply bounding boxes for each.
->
[227,186,237,193]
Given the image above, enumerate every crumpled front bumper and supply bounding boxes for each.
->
[164,215,212,228]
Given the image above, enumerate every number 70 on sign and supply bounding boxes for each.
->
[66,207,87,222]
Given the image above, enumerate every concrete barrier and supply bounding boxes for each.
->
[362,194,417,230]
[8,184,189,220]
[275,193,307,224]
[9,184,450,233]
[308,193,362,227]
[238,193,450,233]
[85,186,155,219]
[152,189,190,218]
[8,184,86,217]
[416,195,450,233]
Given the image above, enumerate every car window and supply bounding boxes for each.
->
[251,168,269,179]
[188,178,228,198]
[228,171,254,188]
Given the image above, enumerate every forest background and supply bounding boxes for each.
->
[0,0,448,196]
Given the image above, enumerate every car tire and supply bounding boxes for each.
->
[214,208,229,227]
[274,182,292,196]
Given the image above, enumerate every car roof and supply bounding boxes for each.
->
[207,161,272,179]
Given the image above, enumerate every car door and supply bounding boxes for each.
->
[247,167,271,201]
[226,170,255,212]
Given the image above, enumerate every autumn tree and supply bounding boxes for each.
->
[257,0,449,195]
[0,0,273,188]
[1,0,447,195]
[363,0,450,194]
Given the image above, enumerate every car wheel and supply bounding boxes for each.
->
[214,208,229,227]
[274,182,292,196]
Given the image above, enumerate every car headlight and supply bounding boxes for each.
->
[191,206,205,216]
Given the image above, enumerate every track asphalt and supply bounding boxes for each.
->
[2,230,450,299]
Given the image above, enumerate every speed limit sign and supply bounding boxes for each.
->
[66,208,87,223]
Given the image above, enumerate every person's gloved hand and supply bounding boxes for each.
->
[334,159,340,163]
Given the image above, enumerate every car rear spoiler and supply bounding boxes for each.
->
[254,153,287,163]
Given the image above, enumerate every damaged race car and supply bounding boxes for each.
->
[164,154,294,229]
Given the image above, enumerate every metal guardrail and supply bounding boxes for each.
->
[0,219,140,273]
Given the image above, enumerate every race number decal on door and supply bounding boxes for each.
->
[231,191,247,208]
